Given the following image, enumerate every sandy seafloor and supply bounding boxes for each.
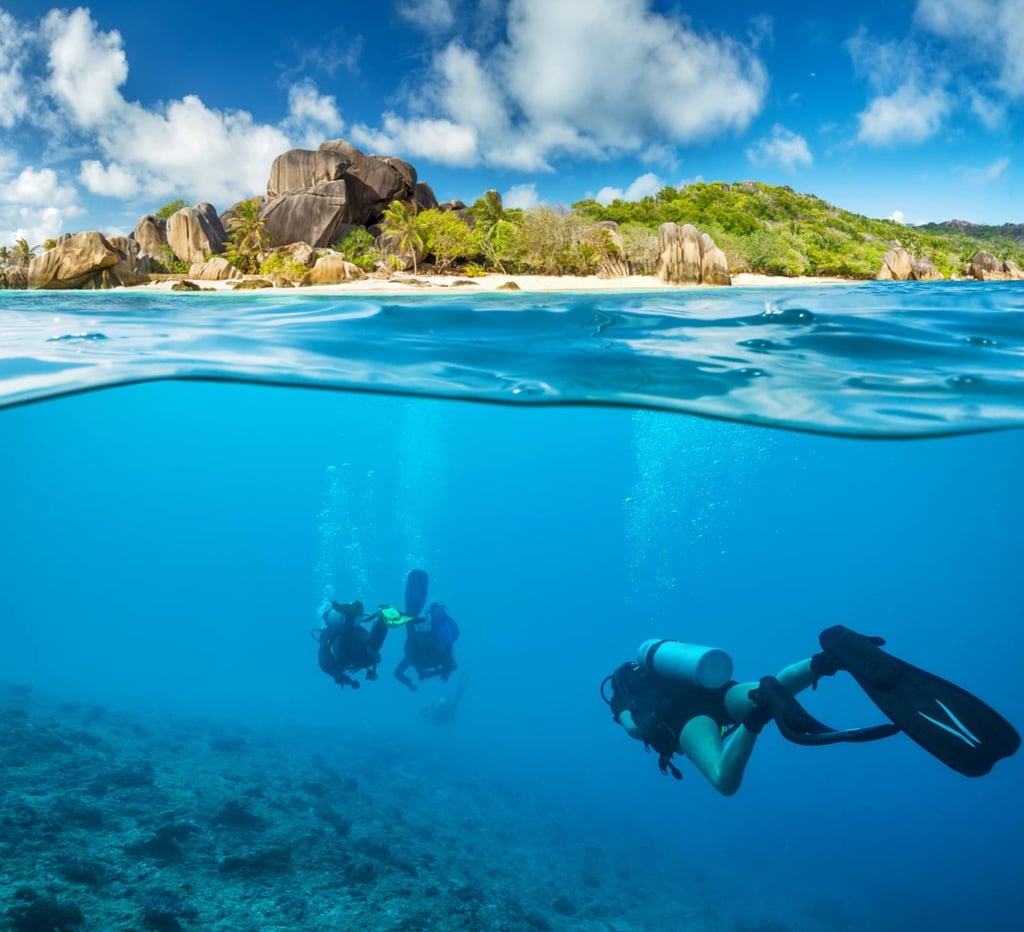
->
[1,680,855,932]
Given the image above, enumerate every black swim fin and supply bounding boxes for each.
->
[404,569,429,617]
[749,676,899,746]
[818,625,1021,777]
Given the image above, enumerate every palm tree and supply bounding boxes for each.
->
[0,246,10,269]
[226,198,271,273]
[11,237,36,269]
[469,189,505,238]
[380,200,425,273]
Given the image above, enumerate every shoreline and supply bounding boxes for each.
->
[134,271,858,295]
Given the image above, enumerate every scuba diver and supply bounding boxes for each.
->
[314,600,388,690]
[602,626,1020,795]
[421,672,470,724]
[314,569,431,690]
[394,600,460,692]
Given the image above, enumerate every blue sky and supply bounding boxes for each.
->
[0,0,1021,245]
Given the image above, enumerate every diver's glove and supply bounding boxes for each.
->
[743,680,776,735]
[810,633,886,688]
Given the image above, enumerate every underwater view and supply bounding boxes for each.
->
[1,284,1023,932]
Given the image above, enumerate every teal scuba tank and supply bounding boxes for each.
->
[636,639,733,689]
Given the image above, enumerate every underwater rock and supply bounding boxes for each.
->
[6,890,84,932]
[138,886,198,930]
[217,846,291,875]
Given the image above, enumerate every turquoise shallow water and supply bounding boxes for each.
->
[1,283,1023,931]
[3,281,1024,435]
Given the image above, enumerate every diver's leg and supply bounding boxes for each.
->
[723,660,818,725]
[367,618,388,652]
[678,715,757,796]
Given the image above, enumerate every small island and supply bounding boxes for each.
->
[2,138,1022,292]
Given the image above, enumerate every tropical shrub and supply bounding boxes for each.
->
[417,209,482,273]
[258,253,308,282]
[155,199,188,220]
[334,228,379,272]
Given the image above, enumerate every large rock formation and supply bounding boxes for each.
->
[166,203,228,264]
[300,254,368,285]
[134,215,167,258]
[259,140,418,250]
[655,223,731,285]
[27,232,148,289]
[877,246,943,281]
[188,257,242,281]
[968,251,1024,281]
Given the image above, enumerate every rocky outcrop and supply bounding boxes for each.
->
[260,184,359,249]
[0,266,28,289]
[967,251,1024,281]
[259,140,418,250]
[134,215,167,258]
[188,257,242,281]
[414,182,439,213]
[27,232,149,289]
[877,247,943,281]
[267,147,352,197]
[655,223,731,286]
[166,203,228,264]
[300,254,367,285]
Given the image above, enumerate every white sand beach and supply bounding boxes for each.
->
[139,271,855,295]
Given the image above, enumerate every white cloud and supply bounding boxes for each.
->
[79,160,140,198]
[42,7,128,129]
[351,113,479,166]
[502,183,540,209]
[916,0,1024,97]
[856,83,952,145]
[0,166,77,206]
[967,89,1006,130]
[888,210,905,223]
[965,156,1010,183]
[745,125,813,170]
[284,81,344,148]
[103,96,291,205]
[595,172,664,205]
[354,0,767,169]
[0,10,31,129]
[397,0,457,31]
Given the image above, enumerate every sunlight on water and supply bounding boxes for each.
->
[3,285,1024,436]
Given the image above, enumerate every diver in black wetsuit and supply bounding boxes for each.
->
[316,600,388,690]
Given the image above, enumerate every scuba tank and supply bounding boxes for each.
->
[636,639,733,689]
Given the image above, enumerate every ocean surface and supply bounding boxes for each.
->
[1,281,1022,932]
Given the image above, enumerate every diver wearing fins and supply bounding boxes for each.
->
[602,627,1019,794]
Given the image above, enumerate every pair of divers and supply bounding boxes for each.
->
[603,626,1020,793]
[314,569,459,692]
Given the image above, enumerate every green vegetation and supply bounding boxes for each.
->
[380,200,425,273]
[334,228,379,272]
[155,199,189,220]
[151,244,190,274]
[416,209,481,273]
[573,181,1024,278]
[258,252,308,282]
[224,198,271,274]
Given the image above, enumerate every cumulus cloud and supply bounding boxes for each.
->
[888,210,905,223]
[0,164,82,246]
[915,0,1024,97]
[42,8,128,129]
[502,182,540,209]
[967,89,1006,130]
[0,166,77,206]
[0,10,31,129]
[595,172,665,205]
[352,113,479,165]
[745,125,813,170]
[847,30,952,145]
[856,83,951,145]
[283,81,344,148]
[355,0,767,170]
[79,160,140,198]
